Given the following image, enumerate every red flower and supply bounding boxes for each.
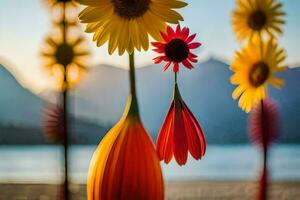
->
[156,84,206,166]
[249,99,279,200]
[43,104,64,142]
[152,25,201,72]
[249,99,279,149]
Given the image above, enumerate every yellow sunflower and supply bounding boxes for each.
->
[232,0,285,42]
[78,0,187,55]
[230,39,287,112]
[41,28,90,90]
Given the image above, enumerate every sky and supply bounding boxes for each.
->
[0,0,300,93]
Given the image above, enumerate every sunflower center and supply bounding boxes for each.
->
[165,39,189,63]
[248,10,267,30]
[249,61,270,87]
[112,0,150,19]
[55,43,74,66]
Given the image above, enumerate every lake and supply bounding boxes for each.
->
[0,144,299,183]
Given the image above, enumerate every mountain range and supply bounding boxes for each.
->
[1,58,299,144]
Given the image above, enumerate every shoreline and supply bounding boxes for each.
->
[1,181,299,199]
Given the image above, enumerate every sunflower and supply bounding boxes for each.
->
[41,28,90,90]
[78,0,187,55]
[230,39,287,112]
[232,0,285,41]
[152,25,201,72]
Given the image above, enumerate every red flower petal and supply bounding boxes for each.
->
[181,27,190,39]
[189,52,198,58]
[156,102,174,163]
[182,60,193,69]
[186,34,196,44]
[160,31,170,42]
[151,42,165,48]
[183,101,206,157]
[176,24,181,35]
[188,58,198,63]
[167,26,175,38]
[163,62,172,71]
[189,42,201,49]
[153,48,165,53]
[173,63,179,73]
[164,115,175,163]
[173,101,188,165]
[188,54,198,63]
[153,56,167,64]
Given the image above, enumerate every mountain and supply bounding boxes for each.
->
[70,58,300,143]
[269,66,300,142]
[0,64,107,144]
[0,64,43,127]
[1,59,300,144]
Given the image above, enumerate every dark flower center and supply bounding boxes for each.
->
[165,39,189,63]
[249,61,270,87]
[112,0,150,19]
[248,10,267,30]
[55,43,74,66]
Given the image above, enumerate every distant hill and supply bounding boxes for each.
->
[0,117,109,144]
[44,58,300,143]
[0,64,43,126]
[0,64,108,144]
[1,59,300,144]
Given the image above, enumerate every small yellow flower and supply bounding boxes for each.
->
[230,39,287,112]
[40,27,90,90]
[232,0,285,42]
[78,0,187,55]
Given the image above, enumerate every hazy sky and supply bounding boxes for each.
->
[0,0,299,93]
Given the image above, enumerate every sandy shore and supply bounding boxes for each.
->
[0,181,299,200]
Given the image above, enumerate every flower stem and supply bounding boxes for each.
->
[62,3,69,200]
[128,52,139,116]
[175,72,178,84]
[260,99,268,200]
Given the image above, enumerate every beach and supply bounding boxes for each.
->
[1,181,299,200]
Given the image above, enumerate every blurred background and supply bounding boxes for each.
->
[0,0,300,199]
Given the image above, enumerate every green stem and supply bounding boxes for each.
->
[175,72,178,84]
[128,52,139,116]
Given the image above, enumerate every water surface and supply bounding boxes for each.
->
[0,145,299,183]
